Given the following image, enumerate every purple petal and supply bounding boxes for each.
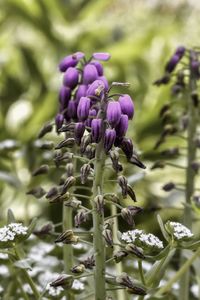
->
[92,52,111,61]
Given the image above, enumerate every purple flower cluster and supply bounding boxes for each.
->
[56,51,140,164]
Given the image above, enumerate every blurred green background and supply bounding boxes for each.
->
[0,0,200,231]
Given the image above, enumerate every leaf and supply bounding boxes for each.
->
[157,214,170,242]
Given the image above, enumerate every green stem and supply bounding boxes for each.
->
[138,260,145,286]
[92,140,106,300]
[179,50,199,300]
[157,247,200,296]
[17,277,30,300]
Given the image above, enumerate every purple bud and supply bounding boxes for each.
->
[75,84,88,102]
[92,52,111,61]
[165,54,180,73]
[73,51,85,60]
[59,86,71,111]
[115,114,128,137]
[91,61,104,76]
[77,97,91,121]
[86,80,105,97]
[74,122,85,144]
[175,46,185,58]
[98,76,109,91]
[85,108,97,127]
[63,67,79,89]
[106,101,122,127]
[55,113,64,131]
[91,118,103,143]
[104,129,116,152]
[83,64,98,84]
[119,94,134,119]
[59,55,77,72]
[191,60,200,78]
[65,100,77,120]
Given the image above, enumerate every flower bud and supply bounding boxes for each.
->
[119,95,134,119]
[91,61,104,76]
[118,175,128,198]
[85,144,96,159]
[80,134,92,153]
[46,187,59,199]
[63,67,79,89]
[74,210,88,227]
[151,161,166,170]
[83,64,98,84]
[77,97,91,121]
[165,54,180,73]
[92,52,111,61]
[129,155,146,169]
[65,199,82,208]
[121,208,135,226]
[85,109,97,127]
[59,86,71,111]
[55,113,64,132]
[120,138,133,159]
[75,84,88,101]
[26,186,46,199]
[162,182,176,192]
[91,118,103,143]
[65,100,77,120]
[106,102,121,127]
[191,60,200,79]
[103,229,113,247]
[115,114,129,137]
[60,176,76,195]
[116,273,135,289]
[32,164,49,176]
[55,138,75,149]
[125,244,145,259]
[113,250,128,263]
[86,80,105,97]
[191,161,200,173]
[59,54,78,72]
[71,264,85,274]
[127,184,137,202]
[94,195,104,215]
[66,163,74,177]
[34,222,54,236]
[175,46,185,58]
[37,123,53,138]
[50,274,73,288]
[55,229,79,244]
[127,286,146,295]
[58,122,75,132]
[109,149,122,172]
[74,122,85,144]
[104,129,116,153]
[80,164,91,184]
[153,75,170,86]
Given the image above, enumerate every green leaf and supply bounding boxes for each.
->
[157,214,170,242]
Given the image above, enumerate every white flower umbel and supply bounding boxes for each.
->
[0,223,28,243]
[121,229,164,250]
[168,221,193,240]
[72,279,84,291]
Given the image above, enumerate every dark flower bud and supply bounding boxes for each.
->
[191,161,200,173]
[26,186,46,199]
[80,134,92,153]
[32,165,49,176]
[80,164,91,184]
[74,210,88,227]
[159,104,170,117]
[109,149,122,172]
[66,163,74,177]
[75,84,88,101]
[191,91,199,107]
[127,184,137,202]
[91,118,103,143]
[94,195,104,215]
[91,61,104,76]
[115,114,128,137]
[125,244,145,259]
[58,122,75,133]
[129,155,146,169]
[114,250,128,263]
[55,138,75,149]
[50,274,73,289]
[162,182,176,191]
[65,100,77,120]
[121,208,135,226]
[55,114,64,132]
[116,273,135,289]
[119,94,134,120]
[162,124,177,137]
[127,286,146,295]
[104,129,116,153]
[34,222,54,236]
[92,52,111,61]
[153,75,170,86]
[65,199,82,208]
[74,122,85,144]
[118,175,128,198]
[71,264,85,274]
[103,229,113,247]
[120,138,134,159]
[85,109,97,128]
[59,86,71,111]
[83,64,98,84]
[151,161,166,170]
[37,123,53,138]
[171,84,183,95]
[86,80,105,97]
[161,147,179,157]
[165,54,180,73]
[46,187,59,199]
[85,144,96,159]
[98,76,109,91]
[49,192,70,204]
[106,101,121,127]
[60,176,76,195]
[81,255,95,269]
[55,229,79,244]
[191,60,200,79]
[77,97,91,121]
[175,46,185,58]
[127,205,143,215]
[63,67,79,89]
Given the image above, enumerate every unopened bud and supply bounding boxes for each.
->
[71,264,85,274]
[125,244,145,259]
[46,187,59,199]
[162,182,176,192]
[65,199,82,208]
[80,164,91,184]
[59,123,75,132]
[127,185,137,202]
[129,155,146,169]
[37,123,53,138]
[161,147,179,157]
[85,145,95,159]
[80,134,92,153]
[121,208,135,226]
[116,273,135,289]
[32,165,49,176]
[151,161,166,170]
[50,274,73,288]
[34,222,54,236]
[55,138,75,149]
[114,250,128,263]
[55,230,79,244]
[103,229,113,247]
[94,195,104,215]
[191,161,200,173]
[74,210,88,227]
[118,175,128,198]
[60,176,76,195]
[127,286,146,295]
[66,163,74,177]
[26,186,46,199]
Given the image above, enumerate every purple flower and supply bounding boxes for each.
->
[75,84,88,102]
[63,67,79,89]
[59,55,78,72]
[106,101,122,127]
[175,46,185,58]
[165,54,180,73]
[77,97,91,121]
[74,122,85,144]
[91,61,104,76]
[73,51,85,60]
[98,76,109,91]
[104,129,116,152]
[86,80,105,98]
[91,118,103,143]
[92,52,111,61]
[115,114,128,137]
[59,86,71,111]
[85,109,97,127]
[65,100,77,120]
[119,94,134,120]
[55,113,64,131]
[83,64,98,84]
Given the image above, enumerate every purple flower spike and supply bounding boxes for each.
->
[91,61,104,76]
[85,109,97,127]
[92,52,111,61]
[175,46,185,58]
[165,54,180,73]
[83,64,98,84]
[75,122,85,144]
[104,128,116,152]
[59,86,71,111]
[65,100,77,120]
[119,94,134,120]
[75,84,88,102]
[55,113,64,131]
[115,114,129,137]
[59,55,78,72]
[106,101,122,127]
[77,97,91,121]
[91,118,102,143]
[63,67,79,89]
[98,76,109,91]
[86,80,105,98]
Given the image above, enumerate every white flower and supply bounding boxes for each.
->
[46,283,63,297]
[0,223,28,243]
[72,279,84,291]
[169,222,193,240]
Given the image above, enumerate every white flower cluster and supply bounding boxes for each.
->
[0,223,28,242]
[72,279,84,291]
[46,283,63,297]
[169,222,193,240]
[121,229,164,249]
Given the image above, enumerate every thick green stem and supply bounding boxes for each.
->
[92,140,106,300]
[179,51,198,300]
